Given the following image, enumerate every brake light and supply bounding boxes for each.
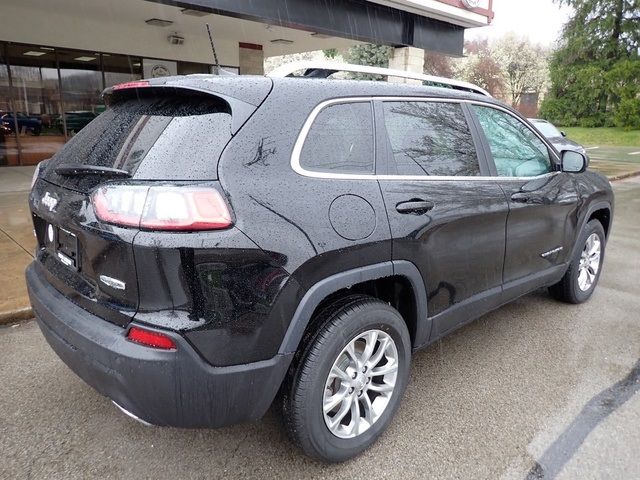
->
[92,185,233,231]
[113,80,150,90]
[127,326,176,350]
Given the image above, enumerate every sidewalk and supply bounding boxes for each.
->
[0,166,36,323]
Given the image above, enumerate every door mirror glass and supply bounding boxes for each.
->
[562,150,587,173]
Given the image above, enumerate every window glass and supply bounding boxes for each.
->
[382,101,480,176]
[473,105,552,177]
[300,102,374,174]
[103,54,142,88]
[5,43,65,165]
[47,94,231,192]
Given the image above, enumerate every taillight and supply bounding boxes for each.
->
[92,185,233,231]
[112,80,150,90]
[127,326,176,350]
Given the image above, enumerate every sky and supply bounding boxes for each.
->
[465,0,573,46]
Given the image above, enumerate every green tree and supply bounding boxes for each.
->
[541,0,640,128]
[345,44,392,80]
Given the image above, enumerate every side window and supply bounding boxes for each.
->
[472,105,552,177]
[300,102,374,174]
[382,101,480,177]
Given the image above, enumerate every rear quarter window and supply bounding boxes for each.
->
[46,93,232,192]
[299,101,374,175]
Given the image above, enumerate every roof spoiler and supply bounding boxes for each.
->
[102,79,258,135]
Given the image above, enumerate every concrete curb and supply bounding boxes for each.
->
[608,170,640,182]
[0,306,33,326]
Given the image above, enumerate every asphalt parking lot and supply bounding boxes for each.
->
[1,176,639,480]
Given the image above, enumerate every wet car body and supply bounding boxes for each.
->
[26,74,614,431]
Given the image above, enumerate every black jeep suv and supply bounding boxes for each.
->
[26,71,613,463]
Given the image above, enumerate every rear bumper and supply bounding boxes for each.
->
[26,262,293,428]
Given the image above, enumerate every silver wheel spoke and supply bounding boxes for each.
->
[345,342,359,368]
[328,395,353,429]
[324,389,348,413]
[370,362,398,377]
[367,381,394,393]
[361,393,374,425]
[330,365,351,382]
[348,397,361,436]
[360,330,378,366]
[366,336,390,368]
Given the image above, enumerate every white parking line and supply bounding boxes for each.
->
[585,146,600,150]
[629,151,640,155]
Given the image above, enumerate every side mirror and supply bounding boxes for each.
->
[561,150,587,173]
[560,131,567,137]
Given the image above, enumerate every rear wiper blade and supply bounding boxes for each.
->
[54,164,131,178]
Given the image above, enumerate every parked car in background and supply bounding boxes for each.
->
[1,112,42,135]
[54,111,98,134]
[529,118,586,155]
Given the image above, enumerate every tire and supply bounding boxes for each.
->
[282,295,411,463]
[549,219,606,304]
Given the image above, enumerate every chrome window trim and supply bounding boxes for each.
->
[291,96,560,182]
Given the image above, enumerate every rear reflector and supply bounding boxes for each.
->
[127,326,177,350]
[92,185,233,231]
[113,80,150,90]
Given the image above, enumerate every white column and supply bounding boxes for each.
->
[387,46,425,84]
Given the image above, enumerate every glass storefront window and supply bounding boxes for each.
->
[5,44,63,165]
[103,54,142,88]
[0,46,17,166]
[0,41,213,166]
[58,49,103,138]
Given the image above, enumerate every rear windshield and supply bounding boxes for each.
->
[45,93,232,192]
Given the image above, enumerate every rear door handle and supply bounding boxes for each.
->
[510,192,530,203]
[396,200,435,214]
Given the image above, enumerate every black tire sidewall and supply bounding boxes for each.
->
[569,220,606,302]
[295,301,411,462]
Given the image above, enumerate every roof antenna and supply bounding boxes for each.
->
[206,23,220,75]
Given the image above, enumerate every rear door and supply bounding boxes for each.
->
[469,103,580,292]
[376,99,509,343]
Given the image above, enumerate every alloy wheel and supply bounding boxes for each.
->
[322,329,398,439]
[578,232,601,291]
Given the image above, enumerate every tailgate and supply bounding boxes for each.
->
[30,179,139,327]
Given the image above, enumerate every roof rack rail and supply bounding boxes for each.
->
[267,61,491,97]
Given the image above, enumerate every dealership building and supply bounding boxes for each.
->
[0,0,493,166]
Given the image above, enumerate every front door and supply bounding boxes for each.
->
[469,104,580,290]
[376,99,509,342]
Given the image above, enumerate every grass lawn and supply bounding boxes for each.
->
[561,127,640,147]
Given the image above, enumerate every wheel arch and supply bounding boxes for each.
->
[278,260,429,355]
[570,200,612,260]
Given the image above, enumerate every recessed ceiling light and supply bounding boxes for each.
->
[270,39,294,45]
[23,51,47,56]
[311,32,332,39]
[145,18,173,27]
[180,8,210,17]
[74,56,96,62]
